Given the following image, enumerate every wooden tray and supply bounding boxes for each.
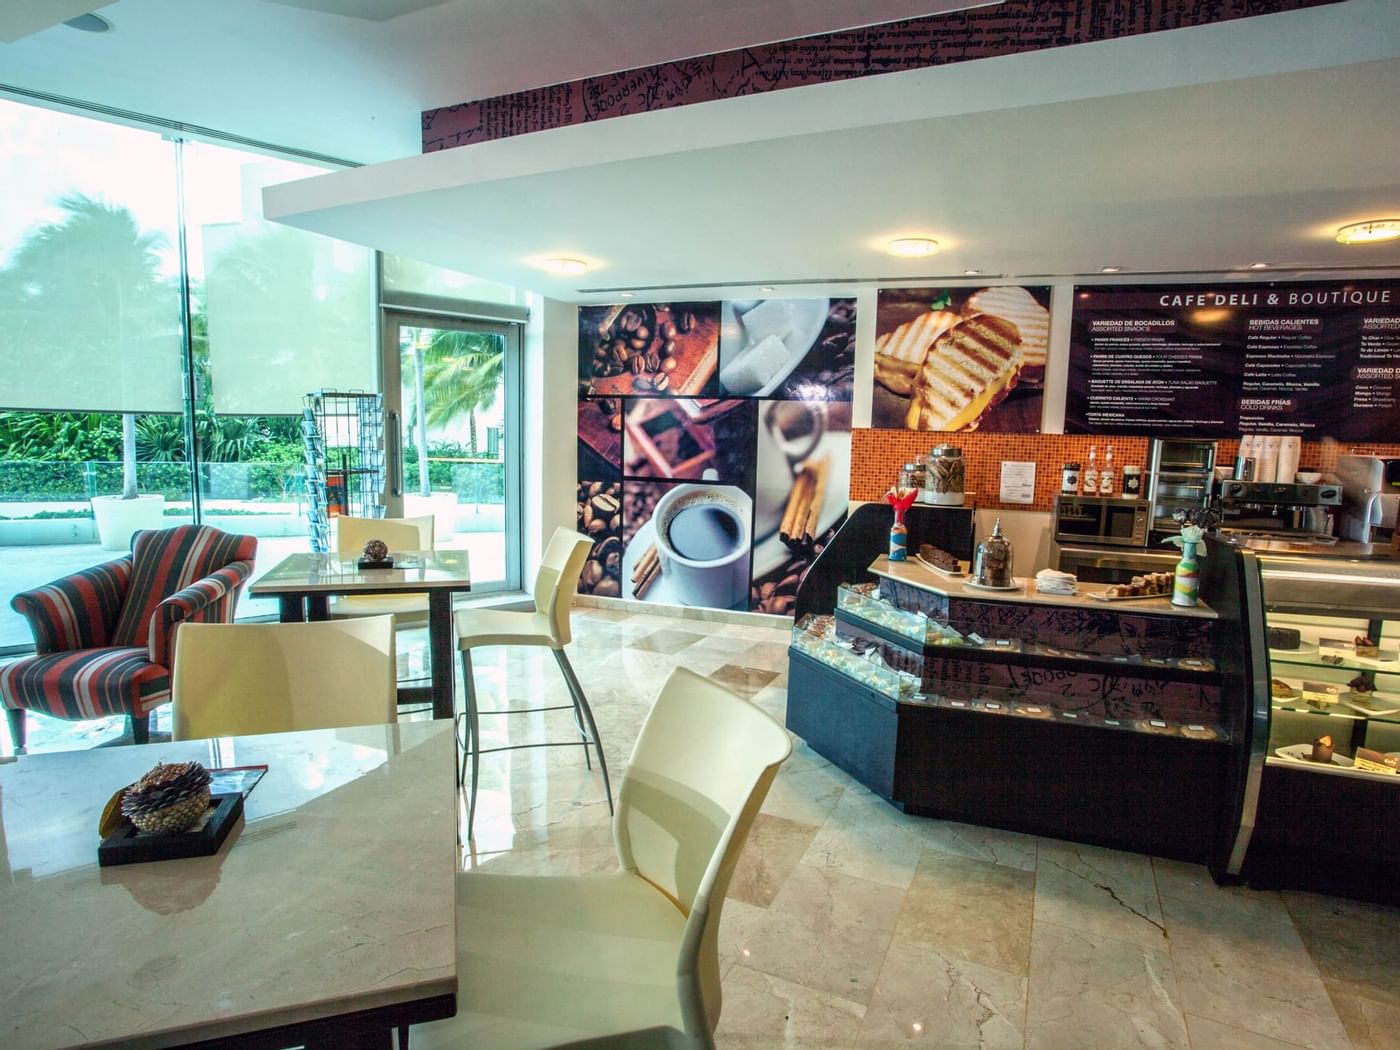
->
[99,793,243,867]
[1087,590,1173,602]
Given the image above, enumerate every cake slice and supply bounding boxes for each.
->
[904,315,1024,431]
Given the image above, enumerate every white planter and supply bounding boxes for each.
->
[91,495,166,550]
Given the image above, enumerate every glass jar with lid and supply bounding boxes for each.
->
[923,445,965,506]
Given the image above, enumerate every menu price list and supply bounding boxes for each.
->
[1066,281,1400,440]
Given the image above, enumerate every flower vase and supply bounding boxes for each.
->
[889,520,908,561]
[1171,540,1200,607]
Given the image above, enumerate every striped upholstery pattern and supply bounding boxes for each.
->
[112,526,258,649]
[10,558,132,655]
[148,562,253,668]
[2,525,257,729]
[0,648,171,721]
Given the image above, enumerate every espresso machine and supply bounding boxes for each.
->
[1335,454,1400,544]
[1215,478,1342,548]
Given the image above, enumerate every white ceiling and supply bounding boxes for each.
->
[0,0,992,163]
[6,0,1399,299]
[263,0,1400,301]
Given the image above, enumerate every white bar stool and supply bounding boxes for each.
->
[455,528,610,840]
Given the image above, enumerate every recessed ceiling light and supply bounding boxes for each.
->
[963,269,982,276]
[887,238,940,258]
[63,12,112,32]
[1336,220,1400,245]
[1100,266,1123,273]
[619,291,634,298]
[540,257,589,274]
[759,286,774,293]
[1248,262,1270,269]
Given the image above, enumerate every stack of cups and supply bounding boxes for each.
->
[1236,435,1302,483]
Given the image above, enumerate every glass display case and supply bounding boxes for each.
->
[1258,554,1400,780]
[1233,550,1400,902]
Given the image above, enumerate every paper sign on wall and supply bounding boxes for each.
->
[999,461,1036,504]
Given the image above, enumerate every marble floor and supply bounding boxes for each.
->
[448,607,1400,1050]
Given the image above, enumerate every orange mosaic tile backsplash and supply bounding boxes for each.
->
[850,430,1400,512]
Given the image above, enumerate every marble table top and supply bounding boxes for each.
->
[0,722,457,1050]
[249,550,471,595]
[871,555,1218,619]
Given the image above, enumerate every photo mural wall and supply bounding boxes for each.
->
[871,285,1051,432]
[576,298,855,614]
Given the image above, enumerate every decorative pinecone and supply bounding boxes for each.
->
[121,761,212,834]
[362,538,389,562]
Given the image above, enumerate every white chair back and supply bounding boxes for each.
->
[533,528,596,647]
[335,515,435,556]
[614,666,792,1038]
[172,617,397,740]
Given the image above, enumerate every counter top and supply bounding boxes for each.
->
[870,555,1218,619]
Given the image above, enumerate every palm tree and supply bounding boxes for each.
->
[1,193,176,498]
[420,329,504,455]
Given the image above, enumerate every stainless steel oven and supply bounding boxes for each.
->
[1053,495,1150,548]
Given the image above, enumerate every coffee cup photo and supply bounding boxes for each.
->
[622,482,753,609]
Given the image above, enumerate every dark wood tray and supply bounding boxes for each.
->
[98,792,243,867]
[357,557,395,570]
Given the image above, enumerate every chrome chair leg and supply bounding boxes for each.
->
[459,649,482,840]
[552,648,613,815]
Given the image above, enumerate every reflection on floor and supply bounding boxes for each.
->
[449,608,1400,1050]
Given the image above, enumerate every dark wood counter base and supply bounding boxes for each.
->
[789,648,1230,863]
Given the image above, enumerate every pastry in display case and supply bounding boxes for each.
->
[1230,549,1400,902]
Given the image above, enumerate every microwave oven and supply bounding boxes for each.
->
[1053,495,1150,548]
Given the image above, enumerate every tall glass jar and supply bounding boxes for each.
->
[924,445,965,506]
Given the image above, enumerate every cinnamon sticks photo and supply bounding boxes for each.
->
[631,542,661,598]
[779,454,830,549]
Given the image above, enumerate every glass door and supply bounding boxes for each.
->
[381,310,519,592]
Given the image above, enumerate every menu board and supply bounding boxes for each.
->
[1066,281,1400,439]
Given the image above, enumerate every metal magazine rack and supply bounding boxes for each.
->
[302,391,385,552]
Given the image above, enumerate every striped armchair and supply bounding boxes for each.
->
[1,525,257,752]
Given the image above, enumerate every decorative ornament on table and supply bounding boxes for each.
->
[885,486,918,561]
[358,538,393,569]
[1164,507,1220,607]
[120,761,213,834]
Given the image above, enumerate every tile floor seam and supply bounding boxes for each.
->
[1182,1012,1328,1050]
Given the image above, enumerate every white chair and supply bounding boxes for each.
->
[171,616,397,740]
[329,515,436,623]
[455,528,603,840]
[412,666,793,1050]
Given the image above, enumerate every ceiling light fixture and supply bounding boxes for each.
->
[619,291,634,298]
[63,12,112,32]
[963,269,982,276]
[1100,266,1123,273]
[759,286,774,293]
[1336,220,1400,245]
[540,257,589,275]
[1248,262,1270,269]
[887,238,939,258]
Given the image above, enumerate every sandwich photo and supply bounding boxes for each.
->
[872,286,1050,433]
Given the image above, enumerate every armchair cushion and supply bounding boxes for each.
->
[112,525,258,650]
[9,558,132,655]
[0,647,170,721]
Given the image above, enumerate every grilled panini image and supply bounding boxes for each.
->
[873,309,961,397]
[963,286,1049,373]
[905,314,1024,431]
